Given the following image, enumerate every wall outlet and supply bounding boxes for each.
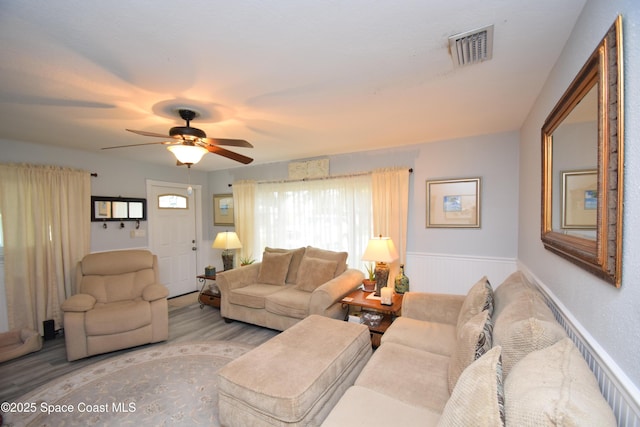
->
[130,229,146,238]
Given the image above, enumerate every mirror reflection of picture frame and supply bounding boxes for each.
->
[213,193,234,226]
[561,170,597,229]
[426,177,481,228]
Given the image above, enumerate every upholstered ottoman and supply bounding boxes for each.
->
[218,314,372,426]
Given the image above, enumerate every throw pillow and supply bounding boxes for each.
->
[493,291,566,377]
[295,257,338,292]
[304,246,348,277]
[505,338,616,426]
[256,251,294,286]
[265,247,306,284]
[456,276,494,335]
[448,310,493,393]
[438,346,505,427]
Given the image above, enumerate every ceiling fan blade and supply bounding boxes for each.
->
[102,141,171,150]
[206,145,254,164]
[202,137,253,148]
[126,128,175,139]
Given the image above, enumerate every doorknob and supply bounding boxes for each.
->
[192,246,197,251]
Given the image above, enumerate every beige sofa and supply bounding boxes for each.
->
[61,250,169,361]
[322,271,617,426]
[216,246,365,331]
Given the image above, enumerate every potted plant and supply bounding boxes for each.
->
[362,263,376,292]
[239,255,256,266]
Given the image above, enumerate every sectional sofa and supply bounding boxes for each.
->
[322,271,617,426]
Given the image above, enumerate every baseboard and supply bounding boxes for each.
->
[519,264,640,427]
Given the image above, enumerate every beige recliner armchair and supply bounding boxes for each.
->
[61,249,169,361]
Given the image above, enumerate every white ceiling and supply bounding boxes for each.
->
[0,0,586,171]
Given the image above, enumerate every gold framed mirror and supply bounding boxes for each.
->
[541,16,623,287]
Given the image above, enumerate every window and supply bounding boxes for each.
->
[158,194,188,209]
[253,175,372,269]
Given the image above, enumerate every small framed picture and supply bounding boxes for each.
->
[213,194,234,226]
[426,178,481,228]
[561,170,597,229]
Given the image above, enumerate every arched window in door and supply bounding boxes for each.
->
[158,194,188,209]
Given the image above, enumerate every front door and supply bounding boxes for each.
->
[148,181,199,297]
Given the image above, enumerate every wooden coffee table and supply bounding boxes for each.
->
[341,289,403,347]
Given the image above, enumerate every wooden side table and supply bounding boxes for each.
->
[197,274,220,309]
[341,289,403,347]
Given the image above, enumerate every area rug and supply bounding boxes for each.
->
[4,340,254,426]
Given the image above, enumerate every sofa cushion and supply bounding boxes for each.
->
[505,338,616,426]
[448,310,492,393]
[438,345,505,427]
[228,284,284,309]
[493,270,532,319]
[265,287,311,319]
[295,256,338,292]
[85,300,151,335]
[355,342,450,412]
[381,316,457,356]
[456,276,493,334]
[81,269,156,304]
[257,251,294,285]
[493,290,566,377]
[265,246,306,284]
[304,246,348,276]
[322,385,442,427]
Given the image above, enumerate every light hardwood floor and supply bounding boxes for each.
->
[0,293,279,403]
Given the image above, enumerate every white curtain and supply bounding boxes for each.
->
[0,164,91,333]
[253,175,373,268]
[371,167,410,286]
[232,180,256,261]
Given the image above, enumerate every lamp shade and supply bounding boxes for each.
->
[212,231,242,250]
[362,236,398,263]
[167,144,208,165]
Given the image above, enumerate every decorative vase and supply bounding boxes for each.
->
[394,264,410,294]
[205,267,216,277]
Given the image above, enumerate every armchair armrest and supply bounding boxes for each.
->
[309,268,365,314]
[142,283,169,301]
[217,263,261,294]
[402,292,465,325]
[61,294,97,312]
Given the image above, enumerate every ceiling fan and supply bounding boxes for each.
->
[102,108,254,165]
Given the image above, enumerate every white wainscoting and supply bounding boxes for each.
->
[404,252,518,294]
[520,265,640,427]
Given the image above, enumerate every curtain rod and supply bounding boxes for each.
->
[227,168,412,187]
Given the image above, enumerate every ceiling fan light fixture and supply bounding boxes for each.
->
[167,144,208,165]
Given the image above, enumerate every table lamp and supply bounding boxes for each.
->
[362,235,399,296]
[212,231,242,270]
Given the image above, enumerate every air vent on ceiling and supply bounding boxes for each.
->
[448,25,494,68]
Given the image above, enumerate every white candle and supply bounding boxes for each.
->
[381,287,393,305]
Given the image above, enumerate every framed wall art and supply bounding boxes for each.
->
[426,177,481,228]
[561,170,597,229]
[213,193,234,226]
